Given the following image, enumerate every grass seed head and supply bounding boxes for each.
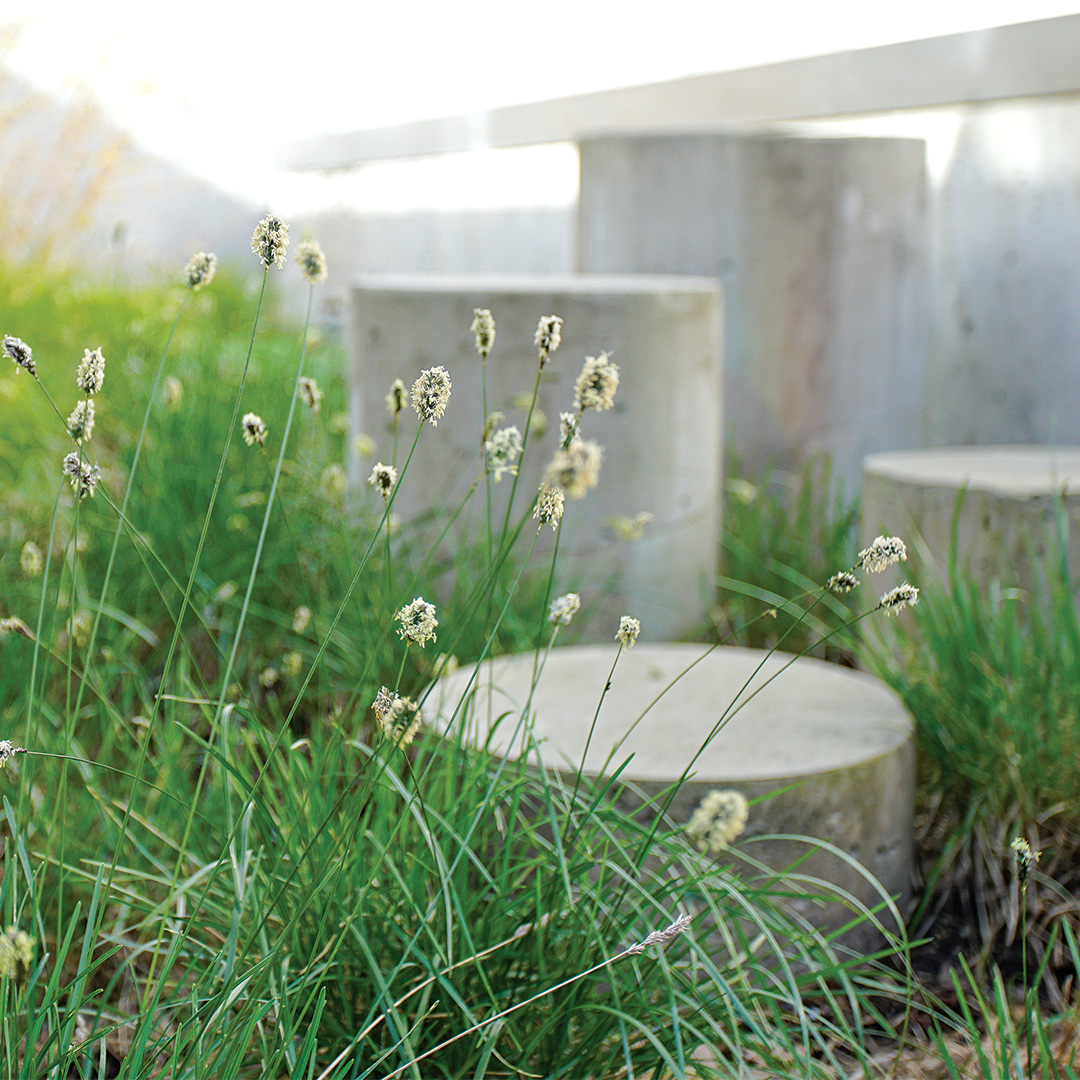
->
[20,541,43,578]
[548,592,581,626]
[686,789,750,854]
[66,399,95,444]
[3,335,35,377]
[826,571,860,594]
[471,308,496,358]
[184,251,217,291]
[395,597,438,647]
[75,347,105,396]
[411,366,452,425]
[386,378,407,415]
[242,412,267,447]
[295,239,328,283]
[367,461,398,498]
[573,351,619,412]
[857,535,908,574]
[534,315,562,366]
[544,438,602,499]
[533,483,565,530]
[251,214,290,269]
[485,425,522,482]
[0,741,27,769]
[62,452,99,499]
[299,376,322,414]
[878,582,919,615]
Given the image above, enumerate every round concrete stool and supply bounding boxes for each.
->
[431,643,914,942]
[863,446,1080,596]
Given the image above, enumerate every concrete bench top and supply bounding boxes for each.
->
[433,643,911,781]
[864,446,1080,497]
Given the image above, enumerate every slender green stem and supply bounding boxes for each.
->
[71,294,189,727]
[499,362,543,542]
[568,642,624,816]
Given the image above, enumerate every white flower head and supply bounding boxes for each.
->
[299,377,322,414]
[374,690,422,748]
[295,239,328,283]
[533,483,565,530]
[573,352,619,412]
[20,542,43,578]
[548,592,581,626]
[163,376,183,410]
[1010,836,1040,891]
[251,214,290,270]
[66,399,94,444]
[686,789,749,854]
[0,924,34,978]
[75,347,105,396]
[485,425,522,482]
[386,378,407,415]
[395,597,438,647]
[878,583,919,615]
[616,616,641,648]
[534,315,562,366]
[62,452,99,499]
[826,571,860,594]
[184,251,217,291]
[471,308,496,358]
[242,413,267,447]
[367,461,398,498]
[544,438,602,499]
[292,605,312,634]
[856,536,908,574]
[411,366,452,426]
[3,335,35,377]
[259,666,280,689]
[0,741,27,769]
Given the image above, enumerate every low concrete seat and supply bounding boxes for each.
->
[863,446,1080,595]
[430,643,914,942]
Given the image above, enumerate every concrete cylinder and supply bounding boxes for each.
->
[348,273,723,640]
[577,132,928,494]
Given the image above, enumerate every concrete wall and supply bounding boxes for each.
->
[295,205,575,327]
[577,133,927,492]
[925,98,1080,448]
[348,273,722,640]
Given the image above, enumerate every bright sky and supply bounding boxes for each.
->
[3,0,1080,212]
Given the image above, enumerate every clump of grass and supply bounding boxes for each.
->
[0,228,918,1078]
[864,502,1080,995]
[716,450,860,663]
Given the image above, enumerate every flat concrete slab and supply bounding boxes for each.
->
[863,446,1080,593]
[432,643,915,942]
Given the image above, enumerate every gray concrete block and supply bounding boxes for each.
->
[577,133,928,495]
[349,274,723,640]
[863,446,1080,595]
[431,643,914,944]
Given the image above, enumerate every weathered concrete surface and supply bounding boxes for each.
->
[432,643,915,941]
[863,446,1080,594]
[349,274,722,640]
[577,133,927,494]
[921,99,1080,449]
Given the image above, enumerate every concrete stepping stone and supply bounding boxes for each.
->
[862,446,1080,594]
[431,642,914,943]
